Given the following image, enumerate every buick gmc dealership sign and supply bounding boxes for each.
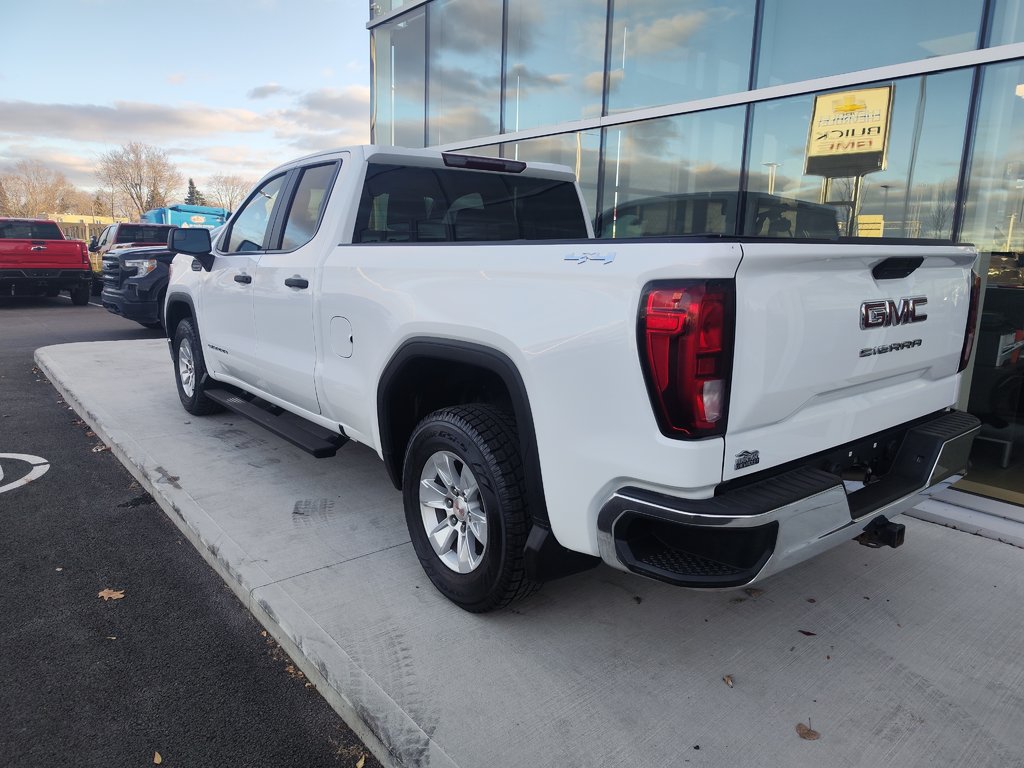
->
[806,85,894,177]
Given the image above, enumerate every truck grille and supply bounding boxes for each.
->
[102,257,124,288]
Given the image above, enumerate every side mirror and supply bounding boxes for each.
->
[88,237,99,252]
[168,228,214,271]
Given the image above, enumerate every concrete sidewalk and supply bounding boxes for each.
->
[36,340,1024,768]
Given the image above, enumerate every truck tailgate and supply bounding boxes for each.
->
[724,242,976,481]
[0,240,86,269]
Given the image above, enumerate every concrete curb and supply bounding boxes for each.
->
[35,344,455,768]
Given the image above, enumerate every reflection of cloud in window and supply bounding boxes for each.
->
[435,0,530,53]
[432,66,500,101]
[583,71,606,95]
[625,11,711,54]
[507,65,569,91]
[431,107,501,145]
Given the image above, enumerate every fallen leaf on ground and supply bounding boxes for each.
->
[795,723,820,740]
[356,756,365,768]
[154,751,163,764]
[723,675,734,688]
[798,629,817,636]
[55,567,63,572]
[743,587,764,598]
[91,445,110,453]
[86,431,95,437]
[98,588,125,601]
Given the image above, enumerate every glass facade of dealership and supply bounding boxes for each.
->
[368,0,1024,509]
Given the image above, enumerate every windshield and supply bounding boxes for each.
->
[0,220,64,239]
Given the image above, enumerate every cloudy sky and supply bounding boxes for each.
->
[1,0,371,193]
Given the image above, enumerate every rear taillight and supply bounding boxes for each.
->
[639,280,735,438]
[958,270,981,373]
[79,242,89,266]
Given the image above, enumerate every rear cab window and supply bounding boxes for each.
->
[354,164,588,243]
[115,225,174,244]
[0,220,64,239]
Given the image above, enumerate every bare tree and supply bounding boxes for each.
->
[206,173,255,212]
[0,160,77,217]
[0,179,11,216]
[96,142,183,219]
[925,184,957,239]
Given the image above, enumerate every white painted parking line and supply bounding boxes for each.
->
[54,295,103,308]
[0,453,51,495]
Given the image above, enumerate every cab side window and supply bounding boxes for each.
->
[226,175,286,253]
[280,163,339,251]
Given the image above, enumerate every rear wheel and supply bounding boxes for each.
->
[70,284,90,306]
[172,318,224,415]
[402,404,538,612]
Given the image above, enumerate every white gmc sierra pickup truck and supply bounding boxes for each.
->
[164,145,981,612]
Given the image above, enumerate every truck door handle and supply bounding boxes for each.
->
[233,274,252,284]
[284,277,309,289]
[31,245,47,251]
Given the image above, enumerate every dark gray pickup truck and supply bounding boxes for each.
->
[100,245,174,329]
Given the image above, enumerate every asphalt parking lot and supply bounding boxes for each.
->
[1,297,379,768]
[33,334,1024,768]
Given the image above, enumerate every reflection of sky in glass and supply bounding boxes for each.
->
[757,0,983,87]
[505,0,607,131]
[748,70,971,238]
[372,11,426,147]
[988,0,1024,45]
[962,62,1024,251]
[428,0,502,145]
[499,131,602,219]
[371,0,410,19]
[601,108,746,230]
[608,0,755,113]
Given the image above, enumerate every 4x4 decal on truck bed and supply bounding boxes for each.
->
[735,450,760,470]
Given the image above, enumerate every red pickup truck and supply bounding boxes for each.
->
[0,218,93,305]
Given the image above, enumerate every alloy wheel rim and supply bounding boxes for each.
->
[178,340,195,398]
[418,450,487,574]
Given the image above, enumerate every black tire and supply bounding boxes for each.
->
[70,284,90,306]
[171,318,224,416]
[402,404,539,612]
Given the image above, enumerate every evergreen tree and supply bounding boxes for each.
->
[185,177,207,206]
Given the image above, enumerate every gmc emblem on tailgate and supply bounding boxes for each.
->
[860,296,928,329]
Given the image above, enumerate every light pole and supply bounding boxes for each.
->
[880,184,891,234]
[763,162,780,196]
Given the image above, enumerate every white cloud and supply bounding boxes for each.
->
[248,83,293,99]
[0,85,372,191]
